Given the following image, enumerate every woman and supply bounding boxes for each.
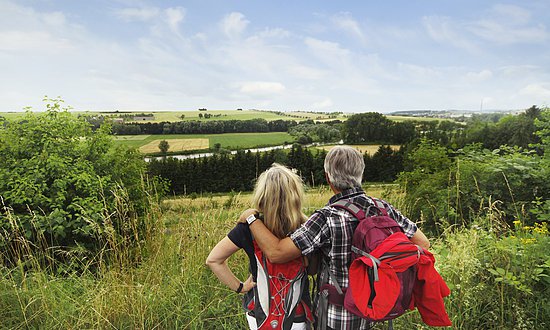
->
[206,163,311,330]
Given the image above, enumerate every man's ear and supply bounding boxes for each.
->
[325,172,339,194]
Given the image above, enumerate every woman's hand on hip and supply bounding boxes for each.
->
[241,275,256,293]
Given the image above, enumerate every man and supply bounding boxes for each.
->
[241,145,430,329]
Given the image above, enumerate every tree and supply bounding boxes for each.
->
[343,112,416,144]
[159,140,170,155]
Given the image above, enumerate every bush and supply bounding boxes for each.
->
[0,98,158,266]
[398,140,549,233]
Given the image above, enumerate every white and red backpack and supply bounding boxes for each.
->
[244,240,313,330]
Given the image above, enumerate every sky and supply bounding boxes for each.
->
[1,0,549,113]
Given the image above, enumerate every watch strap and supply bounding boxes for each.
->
[246,214,257,225]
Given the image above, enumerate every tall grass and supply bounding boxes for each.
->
[1,185,548,329]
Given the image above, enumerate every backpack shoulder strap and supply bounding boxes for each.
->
[331,200,366,221]
[331,198,390,219]
[369,197,389,216]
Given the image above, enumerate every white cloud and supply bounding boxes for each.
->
[331,12,364,40]
[239,81,286,95]
[499,65,540,77]
[42,11,66,27]
[115,7,160,22]
[164,7,185,34]
[520,83,550,99]
[423,5,548,51]
[221,12,249,39]
[256,27,290,39]
[492,4,531,25]
[305,37,350,59]
[288,65,326,80]
[466,69,493,82]
[422,16,478,52]
[0,31,72,51]
[398,63,442,80]
[312,98,333,109]
[469,20,548,45]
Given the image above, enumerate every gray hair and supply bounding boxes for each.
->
[324,145,364,191]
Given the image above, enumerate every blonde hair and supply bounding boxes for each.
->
[252,163,307,239]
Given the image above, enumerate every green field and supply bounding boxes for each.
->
[1,110,454,124]
[114,132,295,152]
[386,115,443,122]
[105,110,351,122]
[117,110,296,122]
[0,112,25,120]
[0,109,348,122]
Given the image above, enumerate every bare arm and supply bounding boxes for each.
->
[205,237,256,293]
[241,209,302,263]
[410,228,430,250]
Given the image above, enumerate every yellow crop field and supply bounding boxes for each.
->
[114,135,151,141]
[318,144,401,155]
[139,138,209,153]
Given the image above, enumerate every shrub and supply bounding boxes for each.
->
[398,140,549,233]
[0,98,158,266]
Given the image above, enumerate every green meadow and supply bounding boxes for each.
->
[0,109,348,122]
[386,115,445,122]
[2,110,448,124]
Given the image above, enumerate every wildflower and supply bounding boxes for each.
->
[520,238,536,245]
[533,223,548,235]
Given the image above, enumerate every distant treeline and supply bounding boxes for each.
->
[81,109,543,152]
[147,107,543,195]
[110,119,299,135]
[147,144,404,194]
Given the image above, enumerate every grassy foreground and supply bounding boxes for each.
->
[1,185,548,329]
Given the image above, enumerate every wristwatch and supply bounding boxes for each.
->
[246,213,257,225]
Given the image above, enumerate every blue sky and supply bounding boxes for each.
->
[1,0,549,112]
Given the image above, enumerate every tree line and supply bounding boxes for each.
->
[146,107,544,195]
[343,108,542,150]
[147,144,404,195]
[109,118,298,135]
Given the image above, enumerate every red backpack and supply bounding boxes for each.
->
[244,240,313,330]
[327,199,420,322]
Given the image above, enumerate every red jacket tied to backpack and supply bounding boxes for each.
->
[414,248,452,326]
[348,232,452,326]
